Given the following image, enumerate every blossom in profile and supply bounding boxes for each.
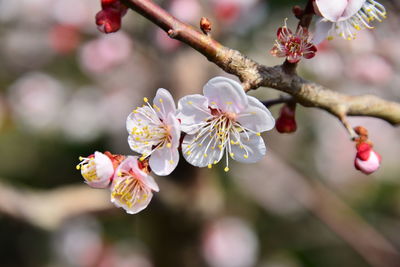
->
[177,77,275,171]
[111,156,159,214]
[270,21,317,63]
[354,142,381,175]
[313,0,386,43]
[77,151,125,188]
[127,89,180,176]
[96,0,128,33]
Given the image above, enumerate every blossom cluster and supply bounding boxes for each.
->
[78,77,275,214]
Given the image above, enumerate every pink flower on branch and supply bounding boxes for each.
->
[177,77,275,172]
[111,156,159,214]
[313,0,386,43]
[127,89,181,176]
[354,142,381,175]
[270,21,317,63]
[77,151,125,188]
[96,0,128,33]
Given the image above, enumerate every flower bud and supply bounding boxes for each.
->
[95,1,128,34]
[77,151,125,188]
[275,104,297,133]
[354,142,381,175]
[200,17,212,34]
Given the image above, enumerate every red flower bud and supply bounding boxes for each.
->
[276,104,297,133]
[95,1,128,34]
[354,142,381,175]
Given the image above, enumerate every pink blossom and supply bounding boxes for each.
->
[111,156,159,214]
[354,143,381,174]
[127,89,181,176]
[270,21,317,63]
[314,0,386,43]
[177,77,275,171]
[77,151,124,188]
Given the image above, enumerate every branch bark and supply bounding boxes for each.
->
[121,0,400,126]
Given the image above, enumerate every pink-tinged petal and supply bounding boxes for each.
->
[355,151,381,175]
[149,146,179,176]
[230,134,266,163]
[237,105,275,133]
[79,151,114,189]
[177,94,211,134]
[203,76,248,113]
[315,0,348,21]
[154,88,176,120]
[341,0,366,20]
[94,151,114,179]
[165,113,181,148]
[142,174,160,192]
[182,133,224,168]
[111,187,153,214]
[313,19,334,44]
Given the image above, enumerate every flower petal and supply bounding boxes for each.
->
[341,0,365,20]
[149,146,179,176]
[237,96,275,132]
[142,174,160,192]
[154,88,176,120]
[165,113,181,148]
[315,0,348,21]
[313,19,334,44]
[203,76,248,113]
[111,187,154,214]
[230,134,266,163]
[177,94,211,134]
[182,133,224,167]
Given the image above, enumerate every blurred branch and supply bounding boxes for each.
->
[232,154,400,267]
[0,181,112,230]
[120,0,400,126]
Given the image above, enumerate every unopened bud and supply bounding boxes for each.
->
[96,1,128,34]
[200,17,212,34]
[276,104,297,133]
[292,5,303,19]
[354,142,381,175]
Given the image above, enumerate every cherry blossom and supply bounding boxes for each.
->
[127,89,180,176]
[177,77,275,171]
[354,142,381,174]
[313,0,386,43]
[270,21,317,63]
[111,156,159,214]
[77,151,124,188]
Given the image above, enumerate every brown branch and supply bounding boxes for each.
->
[120,0,400,126]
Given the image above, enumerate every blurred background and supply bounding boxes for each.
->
[0,0,400,266]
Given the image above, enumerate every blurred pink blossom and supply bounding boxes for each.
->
[202,217,259,267]
[347,55,393,85]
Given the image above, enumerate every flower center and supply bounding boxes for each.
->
[112,171,149,208]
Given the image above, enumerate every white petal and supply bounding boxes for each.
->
[341,0,365,20]
[230,134,266,163]
[315,0,348,21]
[111,188,154,215]
[182,133,224,168]
[313,19,334,44]
[154,88,176,120]
[177,94,211,134]
[142,174,160,192]
[94,151,114,178]
[127,135,152,154]
[165,113,181,148]
[149,146,179,176]
[203,76,248,113]
[237,106,275,133]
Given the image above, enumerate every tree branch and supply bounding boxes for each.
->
[120,0,400,126]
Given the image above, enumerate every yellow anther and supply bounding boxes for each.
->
[143,97,148,102]
[226,101,232,105]
[327,36,334,41]
[186,151,192,155]
[198,144,203,147]
[79,156,83,161]
[135,137,141,141]
[169,160,174,164]
[188,101,193,105]
[256,132,261,136]
[211,101,216,105]
[244,154,249,159]
[218,144,223,150]
[224,167,229,172]
[118,171,122,176]
[213,161,218,164]
[166,143,172,148]
[230,153,234,157]
[204,153,208,158]
[159,98,163,103]
[139,156,145,161]
[76,165,81,170]
[208,164,212,169]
